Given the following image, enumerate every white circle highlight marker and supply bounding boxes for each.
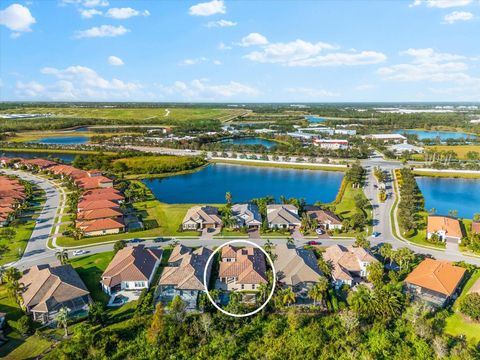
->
[202,239,276,318]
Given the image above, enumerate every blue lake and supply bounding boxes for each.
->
[143,163,344,204]
[31,136,90,145]
[220,137,277,148]
[396,129,477,141]
[416,177,480,218]
[0,150,78,163]
[305,115,326,123]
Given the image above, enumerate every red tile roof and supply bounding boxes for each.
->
[77,208,123,221]
[78,199,119,211]
[77,218,125,232]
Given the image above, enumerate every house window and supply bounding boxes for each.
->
[241,284,245,290]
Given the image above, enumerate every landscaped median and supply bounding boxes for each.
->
[413,168,480,179]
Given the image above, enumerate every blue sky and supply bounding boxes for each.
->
[0,0,479,102]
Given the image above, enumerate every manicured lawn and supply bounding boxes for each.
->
[69,251,115,303]
[334,182,372,235]
[0,187,46,265]
[403,210,444,249]
[413,170,480,179]
[445,270,480,343]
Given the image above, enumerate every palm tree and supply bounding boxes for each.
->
[6,279,24,306]
[286,237,294,246]
[56,249,69,265]
[378,243,394,266]
[225,192,232,206]
[308,277,329,306]
[281,288,296,307]
[395,247,415,272]
[56,306,70,338]
[347,284,372,319]
[257,283,268,304]
[317,258,333,278]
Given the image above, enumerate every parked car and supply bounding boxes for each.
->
[72,249,88,256]
[129,238,142,243]
[372,232,380,238]
[315,228,324,235]
[307,240,320,246]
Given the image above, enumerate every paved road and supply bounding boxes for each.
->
[1,169,58,267]
[361,155,480,266]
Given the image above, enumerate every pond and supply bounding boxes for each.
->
[396,129,477,141]
[219,137,278,148]
[142,163,344,204]
[305,116,326,123]
[416,177,480,219]
[0,150,79,163]
[30,136,90,145]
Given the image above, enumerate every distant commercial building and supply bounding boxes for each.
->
[313,139,349,150]
[388,142,424,154]
[363,134,407,143]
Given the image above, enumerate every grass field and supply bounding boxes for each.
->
[114,155,206,176]
[0,107,238,122]
[426,145,480,160]
[445,270,480,343]
[0,187,46,265]
[413,170,480,179]
[212,159,347,172]
[334,182,373,236]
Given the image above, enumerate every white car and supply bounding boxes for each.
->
[72,249,88,256]
[315,228,324,235]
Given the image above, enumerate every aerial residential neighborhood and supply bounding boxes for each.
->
[1,0,480,359]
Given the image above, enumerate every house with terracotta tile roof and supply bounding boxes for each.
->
[77,199,120,212]
[218,245,268,291]
[101,245,162,295]
[0,175,26,227]
[158,245,213,309]
[266,204,301,229]
[81,189,124,203]
[427,215,463,243]
[305,205,343,230]
[182,206,222,230]
[272,244,323,299]
[75,175,114,190]
[472,221,480,235]
[77,218,125,236]
[77,208,123,221]
[20,263,91,324]
[405,258,466,307]
[18,158,57,170]
[323,245,379,288]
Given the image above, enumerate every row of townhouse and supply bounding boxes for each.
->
[182,204,343,231]
[0,174,27,227]
[1,157,127,237]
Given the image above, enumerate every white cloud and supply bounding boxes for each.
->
[16,65,141,100]
[181,58,206,65]
[159,79,259,100]
[83,0,109,7]
[238,33,269,47]
[218,42,232,50]
[213,60,222,65]
[410,0,472,8]
[108,55,124,66]
[189,0,226,16]
[243,38,385,67]
[443,10,474,23]
[0,4,36,35]
[205,19,236,28]
[285,87,339,98]
[105,7,150,19]
[79,8,102,19]
[377,48,478,84]
[74,25,129,38]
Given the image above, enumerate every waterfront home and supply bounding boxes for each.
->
[81,188,125,203]
[158,245,212,309]
[182,206,222,230]
[20,263,92,324]
[266,204,301,229]
[231,203,262,229]
[101,245,162,295]
[305,206,342,230]
[0,157,18,167]
[472,221,480,235]
[77,199,120,212]
[77,208,123,221]
[75,175,114,190]
[272,244,323,299]
[0,175,26,227]
[323,245,379,288]
[218,245,267,291]
[18,158,57,171]
[313,139,349,150]
[427,215,463,243]
[77,218,125,236]
[404,259,466,307]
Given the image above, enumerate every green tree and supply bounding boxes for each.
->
[56,306,70,338]
[113,240,127,254]
[308,277,329,306]
[281,288,296,307]
[147,302,165,344]
[225,191,232,205]
[56,249,69,265]
[170,295,187,323]
[348,284,372,319]
[459,293,480,320]
[8,315,32,337]
[367,262,384,287]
